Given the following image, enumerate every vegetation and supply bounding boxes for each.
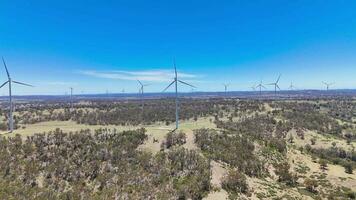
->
[161,131,186,149]
[0,128,211,199]
[1,97,355,199]
[221,170,249,198]
[195,128,264,177]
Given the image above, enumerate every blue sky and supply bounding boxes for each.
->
[0,0,356,95]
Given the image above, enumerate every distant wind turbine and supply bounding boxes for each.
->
[267,74,282,96]
[70,87,73,109]
[1,57,34,133]
[163,59,196,130]
[322,82,334,91]
[137,80,150,114]
[255,80,266,97]
[223,83,230,97]
[288,82,296,90]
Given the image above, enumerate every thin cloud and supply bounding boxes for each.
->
[77,69,199,82]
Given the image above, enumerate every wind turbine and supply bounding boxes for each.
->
[137,80,150,114]
[163,59,196,130]
[223,83,230,97]
[288,82,296,90]
[267,74,281,96]
[255,80,266,97]
[322,82,334,91]
[70,87,73,109]
[1,57,33,133]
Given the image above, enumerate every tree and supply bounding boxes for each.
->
[275,162,297,186]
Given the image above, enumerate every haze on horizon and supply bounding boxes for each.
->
[0,0,356,95]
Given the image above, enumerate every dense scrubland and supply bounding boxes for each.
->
[0,97,355,199]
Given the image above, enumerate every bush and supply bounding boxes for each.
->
[163,131,186,149]
[222,170,249,196]
[346,191,356,199]
[304,178,318,193]
[343,162,353,174]
[319,159,328,171]
[310,138,316,145]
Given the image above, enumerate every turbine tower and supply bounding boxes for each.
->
[137,80,150,114]
[223,83,230,97]
[1,57,33,133]
[267,74,281,96]
[322,82,334,91]
[255,80,266,97]
[163,59,196,130]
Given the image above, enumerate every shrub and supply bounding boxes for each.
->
[222,170,249,195]
[304,178,318,193]
[319,159,328,171]
[310,138,316,145]
[163,131,186,149]
[343,162,353,174]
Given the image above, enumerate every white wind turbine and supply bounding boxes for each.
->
[223,83,230,97]
[70,87,73,109]
[163,59,196,130]
[288,82,296,90]
[322,82,334,91]
[267,74,281,96]
[137,80,150,114]
[1,57,33,133]
[255,80,266,97]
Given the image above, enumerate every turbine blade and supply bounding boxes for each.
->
[0,81,9,88]
[173,58,177,78]
[2,57,10,79]
[266,83,275,85]
[137,80,143,86]
[276,84,281,90]
[178,80,196,88]
[163,80,175,92]
[12,81,34,87]
[276,74,281,83]
[262,85,267,89]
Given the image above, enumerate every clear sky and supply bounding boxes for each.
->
[0,0,356,95]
